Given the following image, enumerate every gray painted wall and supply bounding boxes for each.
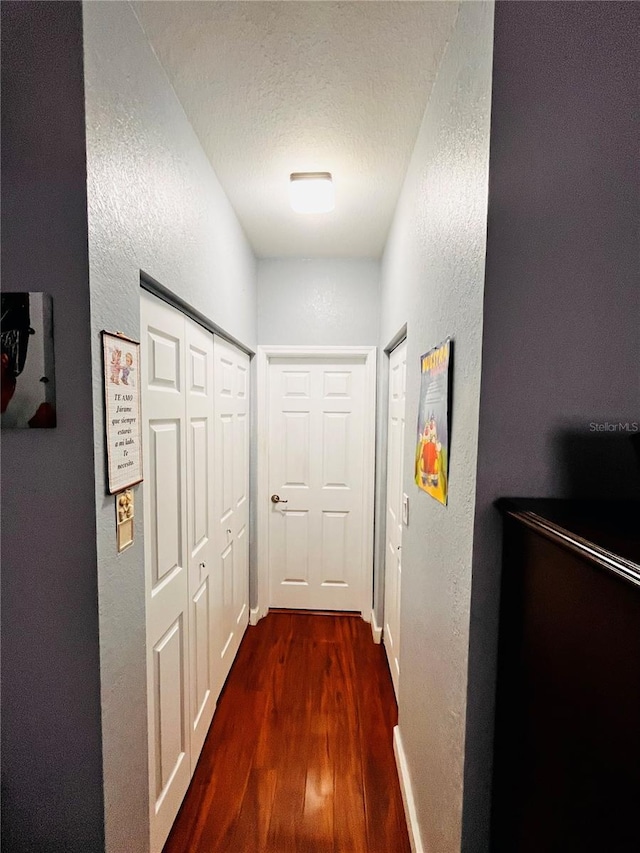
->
[464,3,640,849]
[257,258,380,346]
[82,2,257,850]
[378,3,494,850]
[1,3,105,850]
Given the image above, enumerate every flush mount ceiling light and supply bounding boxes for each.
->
[289,172,334,214]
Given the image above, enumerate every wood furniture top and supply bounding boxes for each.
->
[497,498,640,587]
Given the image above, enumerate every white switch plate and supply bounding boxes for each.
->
[402,493,409,526]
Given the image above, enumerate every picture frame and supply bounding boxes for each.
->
[1,292,57,429]
[102,330,143,493]
[415,337,452,506]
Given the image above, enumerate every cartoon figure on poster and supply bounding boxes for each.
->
[415,338,451,505]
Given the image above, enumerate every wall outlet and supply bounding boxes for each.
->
[402,493,409,526]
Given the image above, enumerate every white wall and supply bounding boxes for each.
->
[378,3,494,850]
[258,258,380,346]
[82,2,257,850]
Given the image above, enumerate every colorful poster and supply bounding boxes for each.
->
[415,338,451,505]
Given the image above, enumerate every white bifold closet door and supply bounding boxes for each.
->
[141,290,249,853]
[213,337,250,690]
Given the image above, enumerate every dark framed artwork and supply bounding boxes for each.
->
[1,292,56,428]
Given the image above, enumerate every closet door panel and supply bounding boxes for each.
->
[141,290,191,853]
[185,317,216,764]
[213,337,250,691]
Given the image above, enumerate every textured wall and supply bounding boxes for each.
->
[378,3,494,850]
[0,3,105,850]
[133,1,459,258]
[257,258,380,346]
[465,3,640,849]
[82,2,257,850]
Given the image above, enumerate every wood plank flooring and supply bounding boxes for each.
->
[163,611,411,853]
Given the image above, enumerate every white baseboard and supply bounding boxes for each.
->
[370,609,382,644]
[249,605,262,626]
[393,725,424,853]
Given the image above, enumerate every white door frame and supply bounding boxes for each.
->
[255,345,377,623]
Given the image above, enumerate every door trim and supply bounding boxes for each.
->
[256,345,377,621]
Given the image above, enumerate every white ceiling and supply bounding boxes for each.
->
[133,1,459,259]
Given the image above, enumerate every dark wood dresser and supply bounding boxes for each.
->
[491,500,640,853]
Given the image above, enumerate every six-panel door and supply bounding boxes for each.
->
[268,357,367,611]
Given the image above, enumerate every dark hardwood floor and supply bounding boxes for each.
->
[163,611,411,853]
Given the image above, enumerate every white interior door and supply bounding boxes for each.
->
[383,339,406,698]
[184,317,216,764]
[141,290,192,852]
[267,356,369,611]
[213,336,250,691]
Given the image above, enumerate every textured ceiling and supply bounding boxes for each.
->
[133,1,459,259]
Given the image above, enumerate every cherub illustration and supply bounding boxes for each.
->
[121,351,134,386]
[110,348,122,384]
